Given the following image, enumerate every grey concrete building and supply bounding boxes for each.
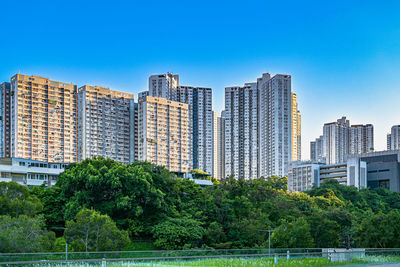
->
[349,150,400,192]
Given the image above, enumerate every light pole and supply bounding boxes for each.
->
[256,229,276,256]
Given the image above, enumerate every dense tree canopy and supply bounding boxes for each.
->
[65,208,129,252]
[2,157,400,252]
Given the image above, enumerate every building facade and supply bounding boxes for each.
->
[0,82,10,157]
[149,73,179,101]
[224,82,259,179]
[323,117,350,164]
[312,117,374,164]
[259,74,292,177]
[77,85,135,164]
[0,157,65,186]
[178,86,213,174]
[212,111,218,179]
[387,125,400,150]
[349,150,400,192]
[288,161,320,192]
[218,111,226,179]
[138,96,190,173]
[224,73,295,179]
[310,135,325,163]
[349,124,374,155]
[291,93,301,161]
[9,74,77,163]
[288,159,367,192]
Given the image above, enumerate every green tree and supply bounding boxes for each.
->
[31,185,65,230]
[57,158,166,234]
[271,218,314,248]
[0,182,43,217]
[0,215,55,252]
[204,222,226,246]
[355,210,400,248]
[65,208,129,252]
[307,214,340,248]
[152,217,205,250]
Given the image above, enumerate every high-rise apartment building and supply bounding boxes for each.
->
[224,82,259,179]
[147,73,213,174]
[138,96,190,173]
[224,73,295,179]
[9,74,77,163]
[349,124,374,155]
[0,82,10,157]
[178,86,213,173]
[323,117,350,164]
[310,135,325,163]
[312,117,374,164]
[218,111,226,179]
[291,93,301,161]
[149,73,179,101]
[387,125,400,150]
[77,85,135,164]
[259,74,292,177]
[212,111,218,179]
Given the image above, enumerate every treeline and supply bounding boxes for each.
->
[1,157,400,252]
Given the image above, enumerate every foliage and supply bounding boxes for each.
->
[355,210,400,248]
[6,158,400,252]
[152,217,205,249]
[122,241,157,251]
[0,182,43,217]
[57,158,166,235]
[65,208,129,252]
[0,215,55,252]
[271,218,314,248]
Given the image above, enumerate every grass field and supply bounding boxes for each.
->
[10,255,400,266]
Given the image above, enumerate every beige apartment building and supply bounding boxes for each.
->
[291,92,301,161]
[10,74,77,163]
[138,96,190,172]
[77,85,136,164]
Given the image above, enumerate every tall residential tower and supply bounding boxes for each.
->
[311,117,374,164]
[291,93,301,161]
[138,96,190,173]
[149,73,179,101]
[0,82,10,157]
[178,86,213,174]
[387,125,400,150]
[259,74,292,177]
[224,82,260,179]
[9,74,77,163]
[77,85,136,164]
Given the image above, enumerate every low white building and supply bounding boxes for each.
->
[288,158,367,192]
[288,161,321,192]
[0,158,65,187]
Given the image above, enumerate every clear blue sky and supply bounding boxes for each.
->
[1,0,400,159]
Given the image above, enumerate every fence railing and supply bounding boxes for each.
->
[1,248,400,266]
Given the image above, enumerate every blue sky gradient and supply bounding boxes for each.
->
[1,0,400,158]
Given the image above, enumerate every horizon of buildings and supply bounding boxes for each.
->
[0,71,398,187]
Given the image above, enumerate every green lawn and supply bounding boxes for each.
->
[16,256,400,266]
